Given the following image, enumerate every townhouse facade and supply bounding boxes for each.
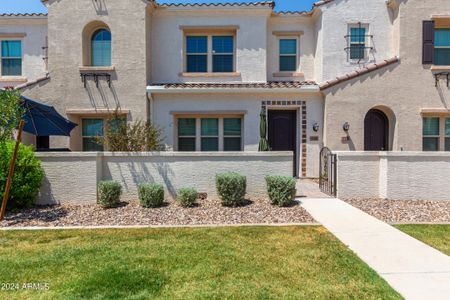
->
[0,13,47,89]
[8,0,450,178]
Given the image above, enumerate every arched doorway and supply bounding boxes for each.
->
[364,109,389,151]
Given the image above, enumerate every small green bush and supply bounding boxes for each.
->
[265,175,297,207]
[216,172,246,207]
[177,187,197,208]
[97,180,122,208]
[138,183,164,208]
[0,142,44,210]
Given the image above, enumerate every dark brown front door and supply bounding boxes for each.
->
[364,109,389,151]
[268,110,297,176]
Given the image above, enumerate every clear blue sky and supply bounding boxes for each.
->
[0,0,316,14]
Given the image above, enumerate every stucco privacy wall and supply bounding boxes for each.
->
[21,0,151,150]
[151,92,324,177]
[35,152,293,205]
[336,152,450,201]
[0,17,47,88]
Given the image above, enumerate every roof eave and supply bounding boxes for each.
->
[147,85,320,94]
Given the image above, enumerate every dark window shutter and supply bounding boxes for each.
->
[423,20,435,64]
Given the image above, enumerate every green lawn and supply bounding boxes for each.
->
[0,226,401,299]
[395,224,450,256]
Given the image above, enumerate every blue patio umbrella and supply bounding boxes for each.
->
[20,96,77,136]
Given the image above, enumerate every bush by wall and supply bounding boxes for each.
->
[216,172,246,207]
[138,183,164,208]
[0,142,44,210]
[177,187,197,208]
[97,180,122,208]
[265,175,297,207]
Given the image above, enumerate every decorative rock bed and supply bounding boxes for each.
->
[0,198,316,227]
[344,198,450,223]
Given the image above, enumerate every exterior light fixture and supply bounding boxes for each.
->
[313,123,319,132]
[343,122,350,132]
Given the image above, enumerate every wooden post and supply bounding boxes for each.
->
[0,120,25,221]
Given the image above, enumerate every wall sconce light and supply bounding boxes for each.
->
[343,122,350,132]
[312,123,319,132]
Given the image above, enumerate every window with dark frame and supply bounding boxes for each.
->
[212,36,234,72]
[178,118,196,151]
[186,36,208,73]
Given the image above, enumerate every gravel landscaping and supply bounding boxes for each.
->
[0,198,316,227]
[344,198,450,223]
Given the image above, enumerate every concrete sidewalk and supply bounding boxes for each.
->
[300,198,450,300]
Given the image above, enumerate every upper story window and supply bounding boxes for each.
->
[91,29,111,67]
[346,24,371,62]
[1,40,22,76]
[186,36,208,72]
[185,34,235,73]
[434,28,450,65]
[279,39,298,72]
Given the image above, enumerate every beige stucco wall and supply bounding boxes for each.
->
[318,0,395,83]
[267,15,316,82]
[21,0,151,150]
[0,16,47,88]
[151,7,271,83]
[150,91,324,177]
[324,0,450,151]
[36,151,293,204]
[336,151,450,201]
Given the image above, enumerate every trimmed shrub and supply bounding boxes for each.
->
[265,175,297,207]
[215,172,246,207]
[97,180,122,208]
[0,142,44,210]
[138,183,164,208]
[177,187,197,208]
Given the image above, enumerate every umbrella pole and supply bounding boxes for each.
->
[0,120,25,221]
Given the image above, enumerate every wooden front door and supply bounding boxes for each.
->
[364,109,389,151]
[268,110,297,176]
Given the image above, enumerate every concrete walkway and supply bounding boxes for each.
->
[300,198,450,300]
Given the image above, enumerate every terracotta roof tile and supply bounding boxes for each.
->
[320,57,399,90]
[152,81,317,89]
[159,1,275,9]
[16,74,50,90]
[0,13,47,17]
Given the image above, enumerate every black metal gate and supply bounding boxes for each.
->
[319,147,337,197]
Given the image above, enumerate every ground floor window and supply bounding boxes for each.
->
[423,116,450,151]
[177,116,242,151]
[82,118,104,151]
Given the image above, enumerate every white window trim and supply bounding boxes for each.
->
[0,38,23,78]
[183,33,236,73]
[175,116,243,151]
[347,23,370,63]
[277,36,300,73]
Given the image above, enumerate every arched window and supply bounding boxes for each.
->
[91,29,111,66]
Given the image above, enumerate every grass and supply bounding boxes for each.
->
[395,224,450,256]
[0,226,401,299]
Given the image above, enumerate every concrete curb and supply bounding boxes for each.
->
[0,223,321,231]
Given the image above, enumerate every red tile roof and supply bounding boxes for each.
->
[320,57,400,90]
[0,13,47,17]
[152,81,317,89]
[313,0,335,7]
[158,1,275,9]
[16,74,50,90]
